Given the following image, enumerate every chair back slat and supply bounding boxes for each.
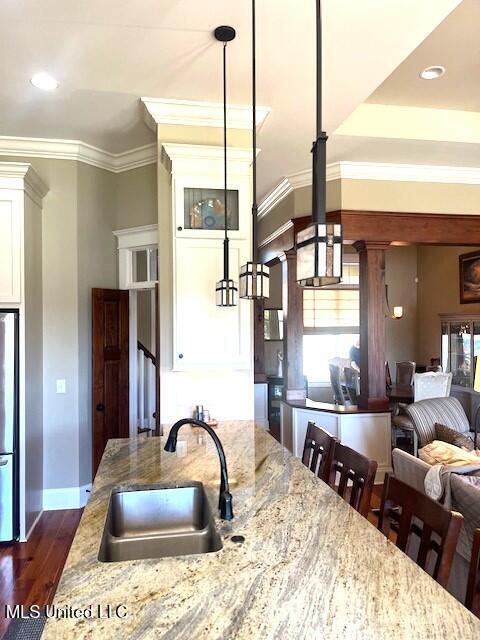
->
[466,528,480,618]
[378,473,463,588]
[328,441,377,517]
[302,422,336,484]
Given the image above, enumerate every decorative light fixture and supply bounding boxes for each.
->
[30,72,59,91]
[296,0,342,288]
[239,0,269,300]
[420,65,445,80]
[215,25,238,307]
[385,285,403,319]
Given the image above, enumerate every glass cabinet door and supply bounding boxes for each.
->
[449,322,471,387]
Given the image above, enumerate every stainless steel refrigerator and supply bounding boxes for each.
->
[0,310,19,543]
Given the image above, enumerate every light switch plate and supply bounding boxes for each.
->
[56,379,66,394]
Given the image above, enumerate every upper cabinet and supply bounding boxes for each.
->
[162,143,253,371]
[164,144,251,241]
[0,164,48,305]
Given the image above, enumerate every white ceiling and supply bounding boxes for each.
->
[0,0,462,195]
[367,0,480,112]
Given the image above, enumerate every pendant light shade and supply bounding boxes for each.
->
[215,25,238,307]
[239,0,269,300]
[296,0,342,288]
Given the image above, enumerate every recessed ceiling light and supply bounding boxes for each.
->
[419,65,445,80]
[30,72,59,91]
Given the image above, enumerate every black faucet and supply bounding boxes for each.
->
[164,418,234,521]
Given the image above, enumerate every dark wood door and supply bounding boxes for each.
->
[92,288,129,475]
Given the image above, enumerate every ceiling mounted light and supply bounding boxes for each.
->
[239,0,269,301]
[419,65,445,80]
[296,0,342,288]
[215,25,238,308]
[30,72,59,91]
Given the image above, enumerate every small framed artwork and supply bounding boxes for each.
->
[183,187,239,231]
[459,250,480,303]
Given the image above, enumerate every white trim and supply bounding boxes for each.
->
[258,160,480,220]
[162,142,253,165]
[43,483,92,510]
[113,224,158,250]
[0,136,157,174]
[0,162,49,206]
[258,220,293,248]
[141,97,270,132]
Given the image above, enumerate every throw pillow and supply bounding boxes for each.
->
[434,422,474,451]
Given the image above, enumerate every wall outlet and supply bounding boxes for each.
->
[56,379,66,394]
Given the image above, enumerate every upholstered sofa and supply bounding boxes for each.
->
[405,396,477,455]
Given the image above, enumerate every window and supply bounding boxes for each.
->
[303,260,359,383]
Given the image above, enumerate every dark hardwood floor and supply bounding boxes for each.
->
[0,509,83,638]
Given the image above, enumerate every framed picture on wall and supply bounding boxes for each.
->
[459,250,480,303]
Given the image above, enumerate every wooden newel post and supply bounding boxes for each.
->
[280,250,306,402]
[354,241,390,411]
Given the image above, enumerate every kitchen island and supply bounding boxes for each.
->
[44,421,480,639]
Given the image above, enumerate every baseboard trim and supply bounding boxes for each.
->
[43,484,92,510]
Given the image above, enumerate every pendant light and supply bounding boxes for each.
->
[296,0,343,288]
[215,25,238,307]
[239,0,269,300]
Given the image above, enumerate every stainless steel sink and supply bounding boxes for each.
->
[98,481,223,562]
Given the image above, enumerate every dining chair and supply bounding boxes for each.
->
[302,421,337,483]
[413,371,452,402]
[327,441,377,517]
[396,361,416,386]
[466,528,480,618]
[378,473,463,588]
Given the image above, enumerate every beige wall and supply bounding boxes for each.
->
[341,179,480,214]
[385,246,418,379]
[114,164,157,230]
[258,180,342,242]
[137,289,153,350]
[77,163,117,486]
[416,246,480,365]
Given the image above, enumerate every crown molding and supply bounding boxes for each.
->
[0,161,49,206]
[162,142,253,164]
[258,161,480,220]
[141,97,270,132]
[0,136,157,174]
[258,220,294,248]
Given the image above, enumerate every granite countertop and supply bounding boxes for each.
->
[43,421,480,639]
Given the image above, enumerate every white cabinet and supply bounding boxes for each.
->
[163,143,253,373]
[0,190,22,303]
[173,237,251,370]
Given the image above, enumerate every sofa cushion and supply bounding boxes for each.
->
[405,396,470,448]
[435,422,474,451]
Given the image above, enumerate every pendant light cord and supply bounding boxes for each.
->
[252,0,258,262]
[316,0,322,135]
[312,0,327,227]
[223,41,229,280]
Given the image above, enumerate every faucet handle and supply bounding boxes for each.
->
[219,491,234,521]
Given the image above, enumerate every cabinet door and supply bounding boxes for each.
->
[0,192,21,304]
[173,238,251,369]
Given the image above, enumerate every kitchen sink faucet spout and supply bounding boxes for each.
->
[164,419,234,520]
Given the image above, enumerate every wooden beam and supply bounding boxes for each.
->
[338,210,480,246]
[355,241,389,411]
[280,250,305,402]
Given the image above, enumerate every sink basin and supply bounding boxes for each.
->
[98,481,223,562]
